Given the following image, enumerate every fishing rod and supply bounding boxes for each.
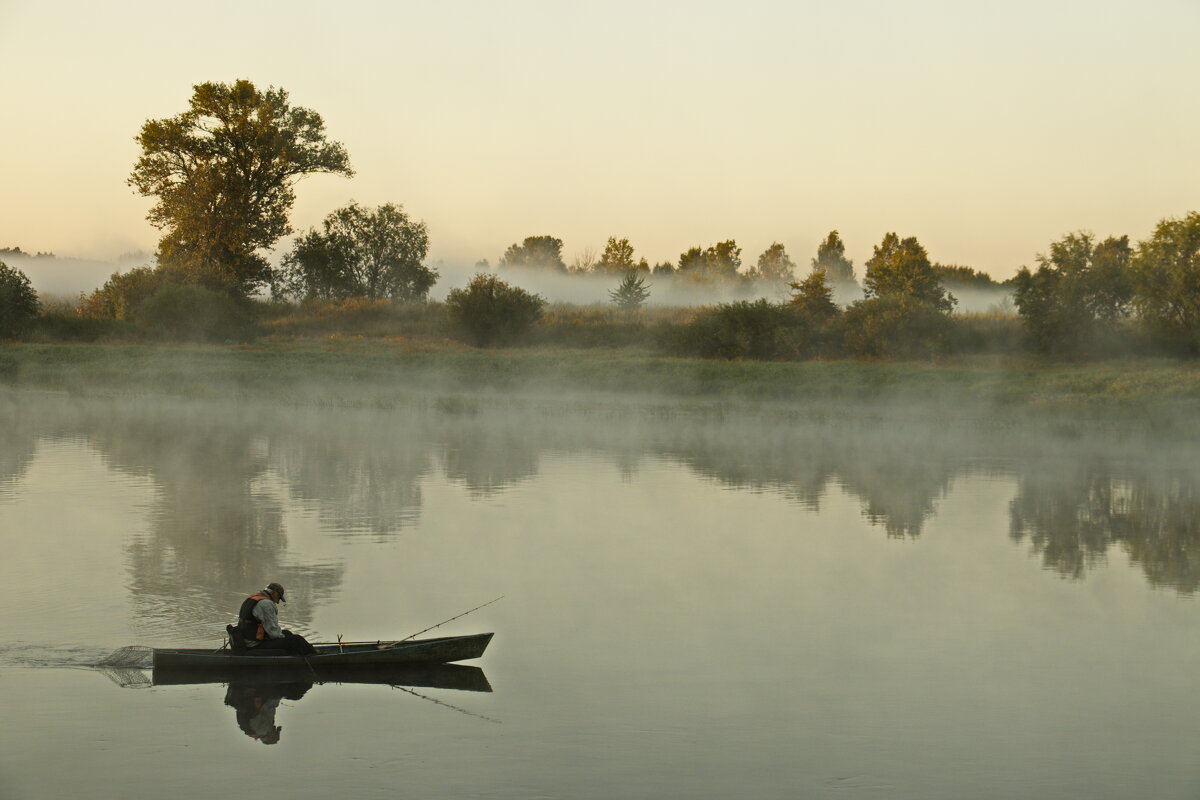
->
[400,596,504,642]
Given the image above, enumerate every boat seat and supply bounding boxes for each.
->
[226,624,248,653]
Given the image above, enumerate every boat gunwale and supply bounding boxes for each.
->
[152,632,493,667]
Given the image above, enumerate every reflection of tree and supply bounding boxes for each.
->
[17,388,1200,619]
[441,425,540,498]
[269,418,432,538]
[1009,468,1118,579]
[1010,464,1200,593]
[1122,479,1200,592]
[837,453,954,539]
[85,406,342,641]
[657,428,954,537]
[0,402,39,497]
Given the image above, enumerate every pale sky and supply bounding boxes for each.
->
[2,0,1197,280]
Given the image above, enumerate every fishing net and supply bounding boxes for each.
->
[97,667,152,688]
[97,646,153,669]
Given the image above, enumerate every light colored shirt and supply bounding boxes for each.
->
[247,697,280,737]
[252,596,284,639]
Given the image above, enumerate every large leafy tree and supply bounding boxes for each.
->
[863,232,954,312]
[129,80,353,295]
[276,202,436,301]
[499,236,566,271]
[1132,212,1200,352]
[812,230,855,284]
[1012,231,1133,354]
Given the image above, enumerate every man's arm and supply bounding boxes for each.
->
[253,599,285,639]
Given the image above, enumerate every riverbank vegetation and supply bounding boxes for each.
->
[2,79,1197,392]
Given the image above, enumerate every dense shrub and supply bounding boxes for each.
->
[259,297,448,339]
[445,273,546,346]
[839,296,954,359]
[31,311,124,342]
[133,283,258,342]
[78,266,164,320]
[666,299,817,360]
[0,260,40,338]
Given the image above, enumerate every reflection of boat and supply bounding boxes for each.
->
[152,632,494,670]
[154,662,492,692]
[211,662,494,745]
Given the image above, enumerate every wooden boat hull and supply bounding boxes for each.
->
[152,632,493,670]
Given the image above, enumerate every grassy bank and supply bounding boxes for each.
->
[3,341,1199,419]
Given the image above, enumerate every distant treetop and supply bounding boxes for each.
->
[812,231,855,283]
[0,246,55,259]
[863,232,955,312]
[595,237,650,275]
[930,264,1002,288]
[499,236,567,272]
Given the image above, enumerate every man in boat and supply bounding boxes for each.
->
[233,582,316,655]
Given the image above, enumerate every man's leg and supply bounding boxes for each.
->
[247,637,293,654]
[282,631,316,655]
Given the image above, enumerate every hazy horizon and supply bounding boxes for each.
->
[2,1,1197,279]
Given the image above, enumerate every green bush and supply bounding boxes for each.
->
[839,295,954,359]
[133,283,259,342]
[445,273,545,346]
[78,266,164,320]
[0,260,41,339]
[666,299,817,360]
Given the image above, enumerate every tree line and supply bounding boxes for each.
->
[0,78,1196,359]
[1012,219,1200,355]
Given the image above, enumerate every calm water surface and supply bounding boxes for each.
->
[1,391,1199,799]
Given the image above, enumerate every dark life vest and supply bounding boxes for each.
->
[237,593,270,641]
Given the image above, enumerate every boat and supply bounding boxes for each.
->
[153,661,492,692]
[152,632,494,671]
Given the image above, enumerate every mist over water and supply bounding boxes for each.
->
[2,387,1197,798]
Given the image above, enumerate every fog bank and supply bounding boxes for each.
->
[3,253,136,300]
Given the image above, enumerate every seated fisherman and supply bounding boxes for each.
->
[234,582,316,655]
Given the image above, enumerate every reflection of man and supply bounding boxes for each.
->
[235,582,316,655]
[224,681,312,745]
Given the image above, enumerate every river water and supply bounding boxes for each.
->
[1,389,1198,799]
